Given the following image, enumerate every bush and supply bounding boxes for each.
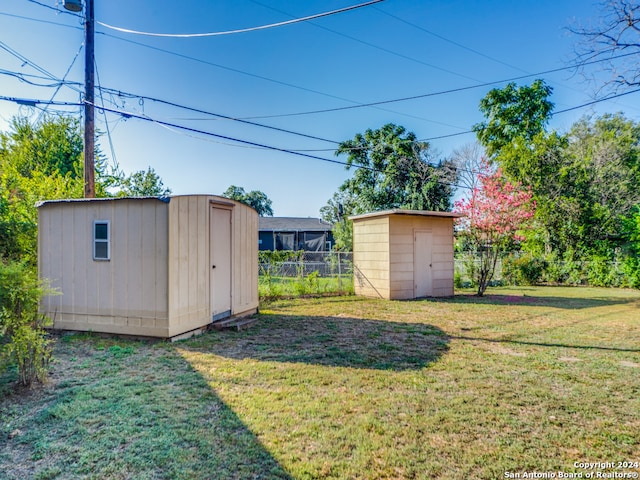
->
[622,255,640,289]
[0,261,53,386]
[502,254,547,285]
[586,255,624,287]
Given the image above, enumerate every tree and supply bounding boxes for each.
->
[454,165,535,296]
[0,116,86,263]
[449,142,486,192]
[320,189,358,251]
[322,124,456,251]
[473,80,554,157]
[223,185,273,216]
[116,167,172,197]
[330,123,456,214]
[571,0,640,94]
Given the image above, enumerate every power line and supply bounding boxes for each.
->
[238,51,640,120]
[250,0,481,84]
[98,87,340,144]
[96,0,385,38]
[0,95,82,107]
[0,68,80,87]
[12,7,637,129]
[372,5,529,75]
[37,41,84,121]
[89,102,360,169]
[0,39,84,96]
[89,102,468,191]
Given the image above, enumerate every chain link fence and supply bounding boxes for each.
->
[258,251,354,297]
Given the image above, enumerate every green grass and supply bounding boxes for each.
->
[1,286,639,479]
[259,274,354,299]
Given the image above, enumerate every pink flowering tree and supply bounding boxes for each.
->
[454,165,535,296]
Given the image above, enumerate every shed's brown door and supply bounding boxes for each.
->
[414,230,433,298]
[210,206,232,321]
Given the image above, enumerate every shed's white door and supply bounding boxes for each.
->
[210,206,232,321]
[414,230,433,298]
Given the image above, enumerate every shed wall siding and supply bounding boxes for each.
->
[39,199,169,337]
[353,217,390,298]
[167,196,210,337]
[230,200,259,316]
[389,215,455,298]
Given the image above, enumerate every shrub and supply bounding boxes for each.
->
[622,255,640,289]
[0,261,53,386]
[502,254,547,286]
[586,255,624,287]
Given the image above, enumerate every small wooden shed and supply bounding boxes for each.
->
[38,195,258,339]
[350,209,462,300]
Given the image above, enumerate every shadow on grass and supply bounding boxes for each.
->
[435,292,640,309]
[186,314,449,371]
[0,338,292,480]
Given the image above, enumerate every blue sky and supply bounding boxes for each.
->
[2,0,639,217]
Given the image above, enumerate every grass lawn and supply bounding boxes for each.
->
[259,275,354,298]
[1,286,639,479]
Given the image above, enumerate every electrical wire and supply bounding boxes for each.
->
[0,39,84,96]
[89,102,359,169]
[250,0,481,84]
[90,102,467,190]
[238,51,640,120]
[10,8,638,128]
[0,95,82,107]
[37,40,84,121]
[0,68,80,87]
[98,86,339,144]
[95,59,120,173]
[372,5,529,75]
[96,0,384,38]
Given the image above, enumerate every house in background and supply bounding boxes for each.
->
[38,195,258,339]
[258,217,334,251]
[350,209,462,300]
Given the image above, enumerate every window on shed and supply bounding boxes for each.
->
[93,221,110,260]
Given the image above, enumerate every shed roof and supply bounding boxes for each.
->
[349,209,464,221]
[259,217,333,232]
[36,194,242,209]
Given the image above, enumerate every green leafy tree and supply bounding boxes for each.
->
[116,167,172,197]
[330,123,456,214]
[473,80,554,158]
[322,124,456,251]
[223,185,273,216]
[320,190,358,251]
[0,116,87,263]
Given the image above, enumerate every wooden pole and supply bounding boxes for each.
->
[84,0,95,198]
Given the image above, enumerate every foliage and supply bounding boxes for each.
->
[0,261,52,386]
[454,165,535,296]
[258,251,353,298]
[115,167,171,197]
[223,185,273,216]
[474,79,640,269]
[0,115,171,264]
[322,123,456,249]
[473,80,554,157]
[331,123,456,214]
[502,254,547,286]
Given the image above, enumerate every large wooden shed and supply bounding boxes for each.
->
[350,209,462,300]
[38,195,258,339]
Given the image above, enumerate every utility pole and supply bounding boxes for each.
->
[84,0,95,198]
[64,0,95,198]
